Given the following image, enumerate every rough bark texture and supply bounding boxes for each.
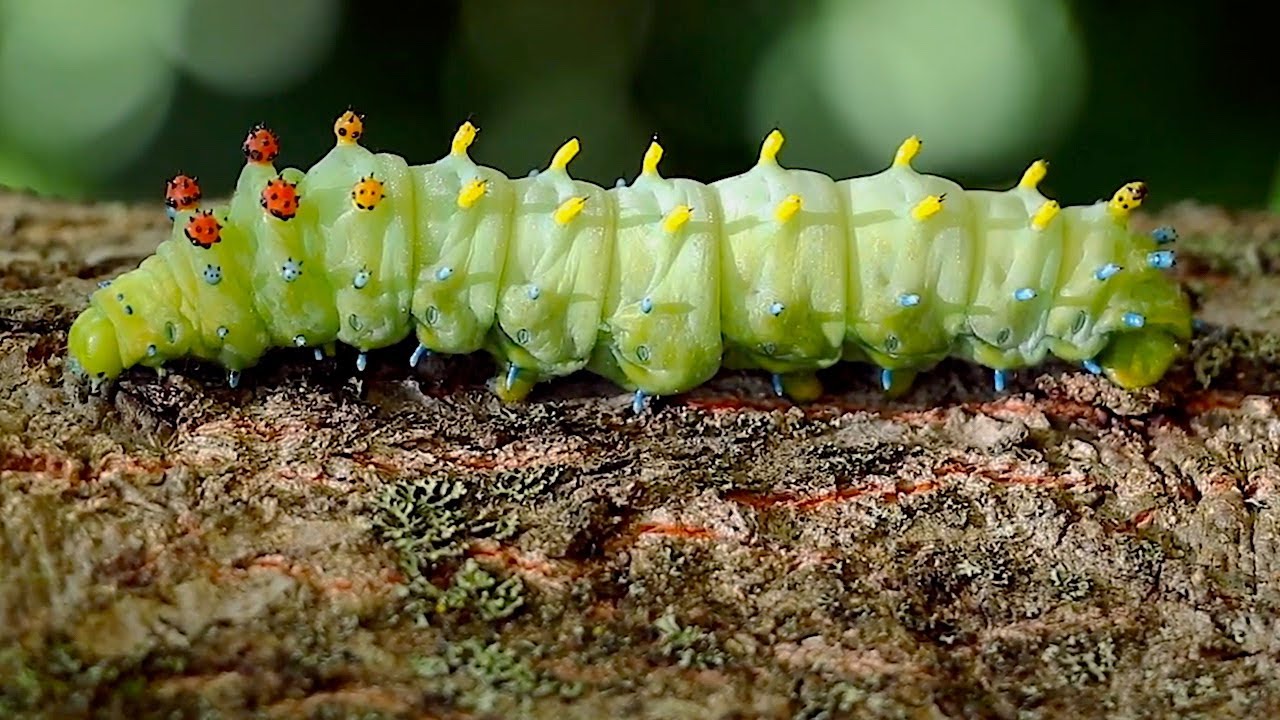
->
[2,189,1280,719]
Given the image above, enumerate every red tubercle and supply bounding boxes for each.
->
[260,176,300,220]
[165,174,202,211]
[184,210,222,248]
[242,122,280,164]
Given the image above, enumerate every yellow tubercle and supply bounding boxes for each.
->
[549,138,580,172]
[893,135,922,168]
[1019,159,1049,190]
[451,121,478,156]
[1107,181,1148,219]
[661,204,693,233]
[1030,200,1060,230]
[910,193,945,221]
[642,140,663,176]
[758,129,784,165]
[457,178,488,209]
[553,196,588,225]
[774,194,802,223]
[334,109,364,145]
[351,175,384,211]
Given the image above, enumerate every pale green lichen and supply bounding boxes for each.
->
[370,475,521,625]
[653,611,727,670]
[412,637,580,715]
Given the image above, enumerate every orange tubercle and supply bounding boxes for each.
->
[242,122,280,164]
[183,210,222,248]
[351,175,384,211]
[334,108,364,145]
[260,176,300,221]
[165,174,202,211]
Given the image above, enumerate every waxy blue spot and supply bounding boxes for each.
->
[1151,226,1178,245]
[1147,250,1175,269]
[641,297,654,314]
[1123,312,1146,328]
[528,286,541,301]
[435,266,454,281]
[769,302,785,316]
[1094,263,1121,281]
[898,293,920,308]
[1013,287,1037,302]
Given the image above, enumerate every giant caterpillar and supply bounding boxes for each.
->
[67,110,1192,413]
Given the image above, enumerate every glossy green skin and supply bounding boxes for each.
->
[67,140,1192,400]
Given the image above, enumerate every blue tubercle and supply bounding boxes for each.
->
[769,302,785,316]
[1082,358,1102,375]
[1094,263,1122,281]
[528,286,540,301]
[1123,312,1146,328]
[435,266,454,281]
[993,369,1007,393]
[1147,250,1175,269]
[1151,226,1178,244]
[632,389,647,414]
[771,373,785,397]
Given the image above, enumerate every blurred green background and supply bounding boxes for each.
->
[0,0,1276,210]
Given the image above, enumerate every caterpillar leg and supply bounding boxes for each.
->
[356,352,368,372]
[770,372,824,402]
[632,390,649,415]
[491,364,536,403]
[409,343,431,367]
[228,370,241,388]
[1095,330,1182,389]
[878,368,918,399]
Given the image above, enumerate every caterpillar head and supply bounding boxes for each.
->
[351,175,384,211]
[164,174,201,211]
[242,122,280,164]
[260,176,300,221]
[184,210,222,248]
[334,108,364,145]
[68,307,123,381]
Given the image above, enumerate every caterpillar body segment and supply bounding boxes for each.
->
[157,208,271,373]
[713,131,848,383]
[409,124,515,357]
[957,183,1065,370]
[298,137,415,355]
[67,110,1193,407]
[486,140,615,401]
[234,166,341,351]
[588,141,724,397]
[840,149,974,377]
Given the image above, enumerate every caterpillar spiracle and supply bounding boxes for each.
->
[67,110,1192,413]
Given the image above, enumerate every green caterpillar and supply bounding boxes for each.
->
[68,110,1192,413]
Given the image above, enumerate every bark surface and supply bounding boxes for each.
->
[3,189,1280,718]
